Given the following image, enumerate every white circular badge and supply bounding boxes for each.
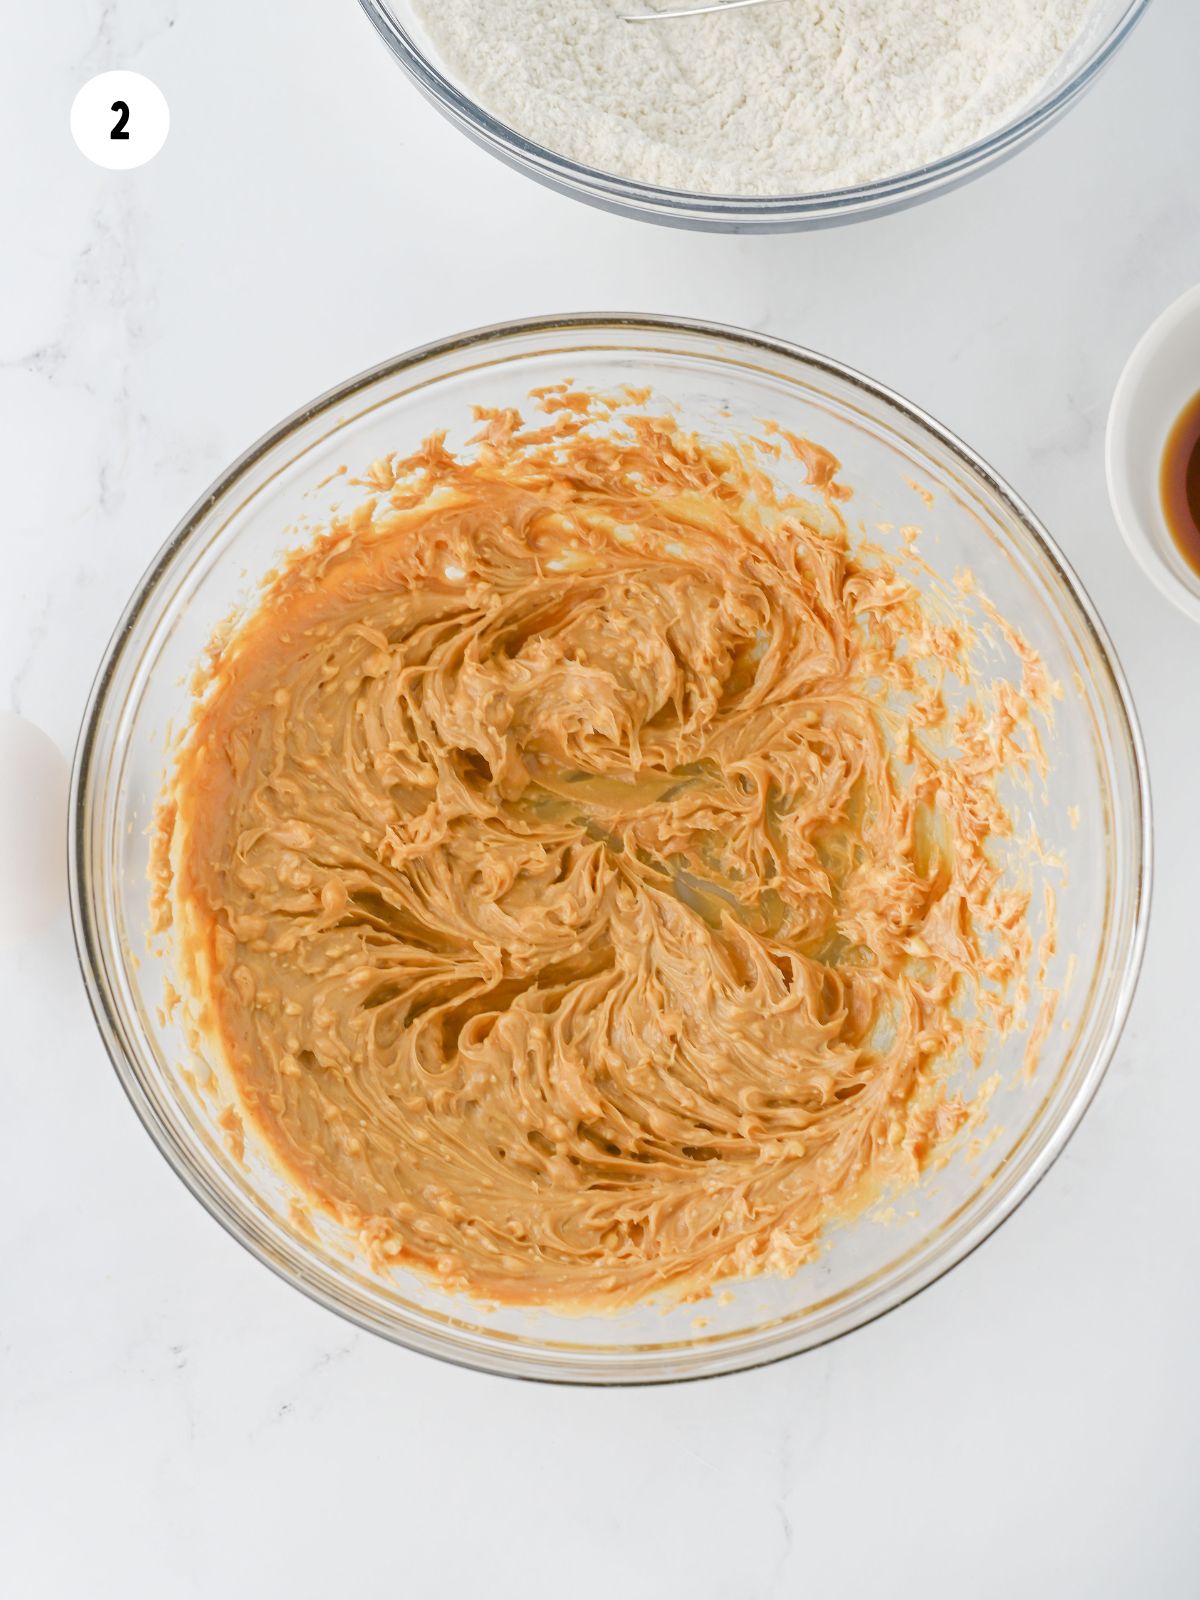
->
[71,71,169,170]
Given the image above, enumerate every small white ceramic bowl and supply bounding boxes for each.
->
[1107,284,1200,625]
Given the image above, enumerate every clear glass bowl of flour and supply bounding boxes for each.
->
[72,315,1150,1383]
[355,0,1148,230]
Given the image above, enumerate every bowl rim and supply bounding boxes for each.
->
[1105,280,1200,625]
[70,312,1153,1383]
[354,0,1151,224]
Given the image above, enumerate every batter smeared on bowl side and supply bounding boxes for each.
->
[154,389,1051,1309]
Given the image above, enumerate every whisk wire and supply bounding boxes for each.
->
[623,0,790,22]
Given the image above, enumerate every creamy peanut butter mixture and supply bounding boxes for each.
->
[156,391,1047,1310]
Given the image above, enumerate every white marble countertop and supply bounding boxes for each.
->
[3,3,1199,1595]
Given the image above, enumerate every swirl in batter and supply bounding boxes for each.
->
[156,392,1043,1309]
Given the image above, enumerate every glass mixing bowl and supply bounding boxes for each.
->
[71,316,1150,1382]
[355,0,1150,231]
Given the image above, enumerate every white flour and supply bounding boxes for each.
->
[411,0,1096,195]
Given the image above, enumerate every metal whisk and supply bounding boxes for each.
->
[623,0,790,21]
